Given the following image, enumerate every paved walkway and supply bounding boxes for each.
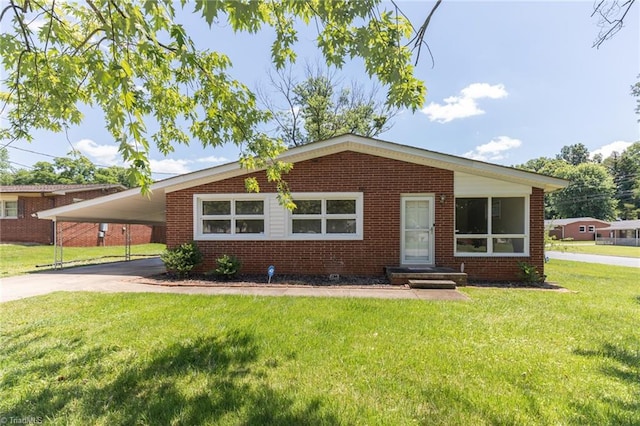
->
[546,251,640,268]
[0,257,469,303]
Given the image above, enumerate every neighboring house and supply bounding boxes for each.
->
[0,184,165,246]
[596,220,640,247]
[36,135,567,281]
[544,217,610,241]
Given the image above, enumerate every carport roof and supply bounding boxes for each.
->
[36,185,167,225]
[36,134,568,225]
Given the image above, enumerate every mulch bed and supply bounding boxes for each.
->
[135,273,568,291]
[136,273,395,288]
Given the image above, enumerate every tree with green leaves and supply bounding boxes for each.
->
[556,143,590,166]
[9,151,133,187]
[260,65,395,147]
[516,157,571,218]
[0,0,428,206]
[11,161,58,185]
[602,142,640,219]
[0,147,14,184]
[516,153,620,220]
[549,163,618,220]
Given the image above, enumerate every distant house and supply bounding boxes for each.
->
[36,135,567,282]
[0,184,165,246]
[596,220,640,247]
[544,217,610,241]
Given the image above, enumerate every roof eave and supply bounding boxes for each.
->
[160,134,570,193]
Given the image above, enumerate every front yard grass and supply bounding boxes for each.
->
[547,240,640,258]
[0,243,165,276]
[1,260,638,425]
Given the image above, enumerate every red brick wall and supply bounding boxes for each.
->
[0,196,55,244]
[56,222,156,247]
[0,188,166,246]
[166,151,546,281]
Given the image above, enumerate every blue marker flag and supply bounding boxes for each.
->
[267,265,275,284]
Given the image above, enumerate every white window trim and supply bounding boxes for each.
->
[287,192,364,241]
[579,225,586,233]
[194,194,268,241]
[193,192,363,241]
[588,225,595,233]
[454,195,530,257]
[0,199,18,219]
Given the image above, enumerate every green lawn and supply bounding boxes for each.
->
[547,240,640,258]
[1,260,638,425]
[0,243,165,276]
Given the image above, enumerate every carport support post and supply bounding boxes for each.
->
[125,224,131,261]
[53,220,63,269]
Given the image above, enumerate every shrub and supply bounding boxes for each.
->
[517,261,546,284]
[214,254,241,279]
[160,242,203,277]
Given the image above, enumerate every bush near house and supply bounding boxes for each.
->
[160,242,203,277]
[212,254,242,279]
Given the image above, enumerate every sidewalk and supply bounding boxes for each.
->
[546,251,640,268]
[0,258,469,303]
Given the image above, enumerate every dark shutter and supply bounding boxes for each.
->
[18,199,25,219]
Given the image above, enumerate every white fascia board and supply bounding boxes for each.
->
[159,134,569,194]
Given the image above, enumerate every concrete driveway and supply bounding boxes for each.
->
[0,257,469,303]
[546,251,640,268]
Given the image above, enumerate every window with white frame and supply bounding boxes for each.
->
[194,193,363,241]
[0,200,18,218]
[579,225,586,233]
[588,225,595,233]
[196,196,265,238]
[291,197,360,237]
[455,196,528,256]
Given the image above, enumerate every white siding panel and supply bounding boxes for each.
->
[268,195,287,238]
[455,172,532,196]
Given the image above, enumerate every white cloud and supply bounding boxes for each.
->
[421,83,508,123]
[74,138,230,175]
[149,159,191,175]
[460,83,508,100]
[463,136,522,162]
[74,139,121,165]
[196,155,229,164]
[591,140,633,159]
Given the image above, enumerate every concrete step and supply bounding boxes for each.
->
[408,279,457,290]
[386,269,467,286]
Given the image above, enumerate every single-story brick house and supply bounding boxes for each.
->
[36,135,567,281]
[596,219,640,246]
[544,217,610,241]
[0,184,165,246]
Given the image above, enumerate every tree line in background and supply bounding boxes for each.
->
[0,149,132,188]
[2,138,638,221]
[516,142,640,221]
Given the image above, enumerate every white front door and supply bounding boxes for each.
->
[401,196,434,265]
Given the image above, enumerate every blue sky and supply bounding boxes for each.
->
[5,1,639,178]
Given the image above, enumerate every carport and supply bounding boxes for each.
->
[36,186,167,268]
[35,159,260,268]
